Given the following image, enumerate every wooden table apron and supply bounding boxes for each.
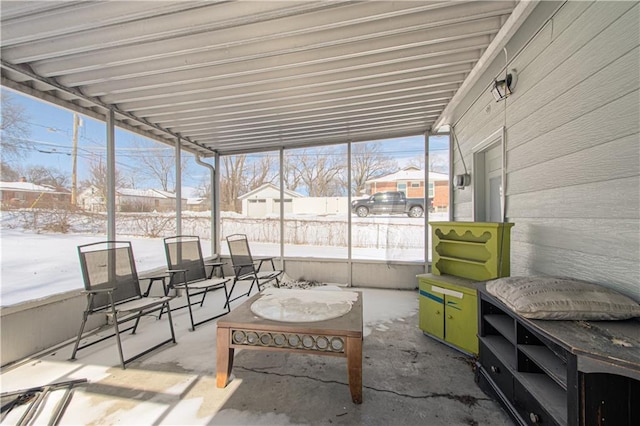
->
[216,291,364,404]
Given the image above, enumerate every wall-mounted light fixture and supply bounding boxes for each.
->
[491,69,517,102]
[455,173,471,189]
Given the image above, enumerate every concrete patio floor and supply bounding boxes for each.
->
[0,284,513,425]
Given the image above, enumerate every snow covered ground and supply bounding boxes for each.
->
[0,228,171,307]
[1,210,446,307]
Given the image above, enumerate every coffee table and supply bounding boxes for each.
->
[216,290,363,403]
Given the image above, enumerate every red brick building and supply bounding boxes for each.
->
[0,181,71,209]
[364,167,449,211]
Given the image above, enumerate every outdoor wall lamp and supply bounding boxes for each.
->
[455,173,471,189]
[491,70,517,101]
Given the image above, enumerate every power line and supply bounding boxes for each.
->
[16,136,448,157]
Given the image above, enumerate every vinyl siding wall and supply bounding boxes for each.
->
[450,1,639,300]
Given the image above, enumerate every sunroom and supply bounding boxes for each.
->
[1,1,638,425]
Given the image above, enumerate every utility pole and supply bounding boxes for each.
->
[71,113,80,206]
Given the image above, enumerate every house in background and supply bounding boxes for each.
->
[239,183,304,217]
[186,197,207,212]
[78,186,186,212]
[0,180,71,208]
[77,186,103,212]
[118,188,186,212]
[364,167,450,211]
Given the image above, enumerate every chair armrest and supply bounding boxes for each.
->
[82,288,115,294]
[165,269,190,288]
[141,272,169,280]
[204,261,225,279]
[256,257,276,271]
[166,269,188,273]
[233,263,255,268]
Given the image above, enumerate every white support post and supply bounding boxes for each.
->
[279,149,284,262]
[424,131,430,274]
[106,109,116,241]
[214,154,220,254]
[347,142,352,286]
[175,138,182,235]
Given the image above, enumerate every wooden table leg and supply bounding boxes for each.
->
[346,336,363,404]
[216,327,234,388]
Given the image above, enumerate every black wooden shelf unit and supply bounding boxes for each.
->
[476,284,640,426]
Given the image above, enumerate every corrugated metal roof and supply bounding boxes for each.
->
[1,1,518,156]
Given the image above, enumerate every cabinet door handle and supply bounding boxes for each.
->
[447,315,453,319]
[529,412,540,424]
[490,365,500,374]
[435,310,440,315]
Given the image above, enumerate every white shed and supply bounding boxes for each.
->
[239,183,303,217]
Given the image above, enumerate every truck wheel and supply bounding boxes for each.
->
[356,206,369,217]
[408,206,423,218]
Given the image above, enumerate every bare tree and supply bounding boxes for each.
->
[220,153,277,212]
[121,173,138,189]
[405,155,424,170]
[286,147,344,197]
[81,159,126,201]
[350,142,397,195]
[129,137,191,191]
[429,153,449,174]
[1,92,32,162]
[25,165,70,189]
[282,154,303,192]
[0,161,21,181]
[219,143,396,209]
[220,155,246,212]
[245,153,277,191]
[406,153,448,174]
[195,175,212,203]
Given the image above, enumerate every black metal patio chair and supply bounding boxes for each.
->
[226,233,283,306]
[163,235,231,330]
[71,241,176,369]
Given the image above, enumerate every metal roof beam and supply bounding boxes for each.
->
[26,1,458,74]
[0,60,214,155]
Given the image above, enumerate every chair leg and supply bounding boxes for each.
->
[225,279,238,309]
[70,294,93,360]
[199,290,207,308]
[158,283,171,320]
[184,285,196,331]
[108,295,127,369]
[223,284,231,314]
[71,294,176,369]
[246,277,258,297]
[164,300,177,343]
[131,316,143,334]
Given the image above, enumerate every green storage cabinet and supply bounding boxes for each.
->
[430,221,514,281]
[418,274,479,355]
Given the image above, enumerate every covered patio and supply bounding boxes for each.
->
[1,1,638,425]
